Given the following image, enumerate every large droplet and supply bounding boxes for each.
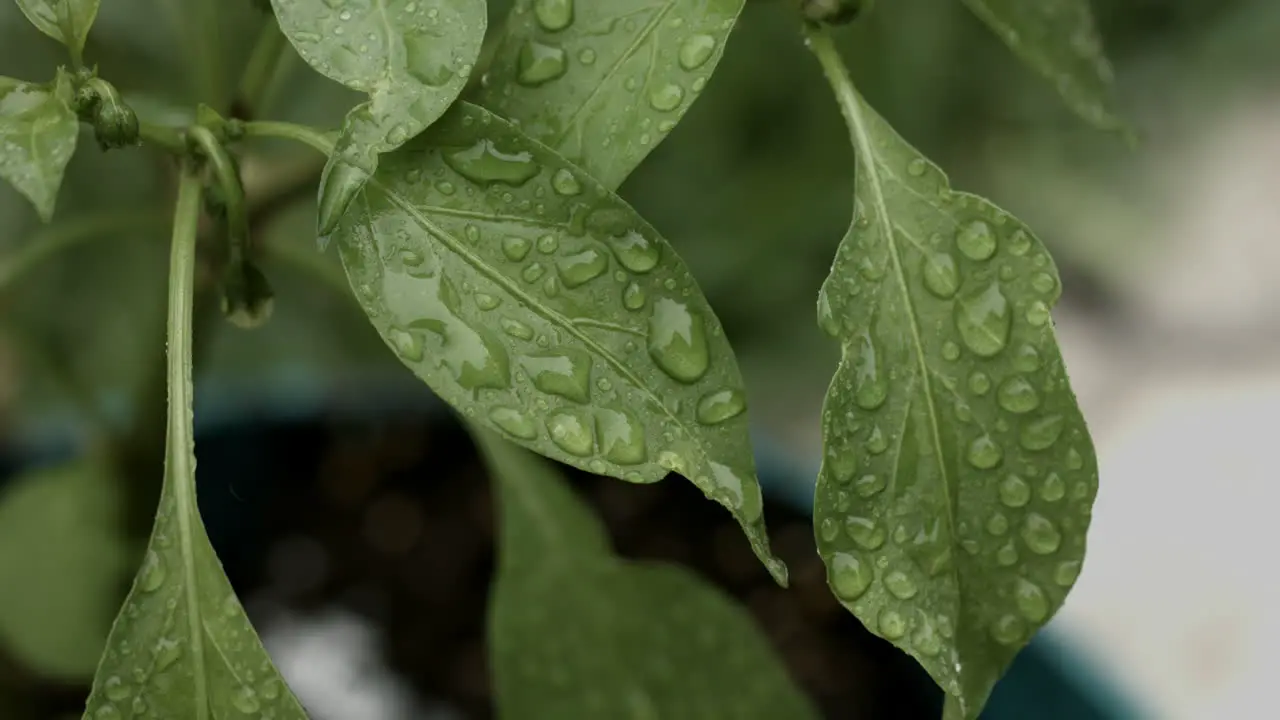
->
[533,0,573,31]
[998,473,1031,508]
[955,282,1011,357]
[397,275,511,391]
[551,167,582,196]
[695,388,746,425]
[921,252,959,298]
[846,516,885,550]
[522,350,592,403]
[1021,513,1062,555]
[956,220,997,260]
[387,326,424,363]
[402,31,454,86]
[605,230,661,273]
[1040,472,1065,502]
[1054,560,1082,587]
[153,638,182,670]
[231,687,261,714]
[1014,578,1049,622]
[517,41,567,86]
[648,83,685,112]
[678,34,716,70]
[878,609,907,640]
[622,282,646,310]
[646,298,709,383]
[489,407,538,440]
[829,552,872,601]
[1025,300,1051,327]
[500,317,534,340]
[966,434,1003,469]
[990,614,1025,646]
[708,461,761,522]
[912,621,943,657]
[884,570,918,600]
[854,473,884,498]
[596,407,646,465]
[103,676,129,702]
[502,236,532,261]
[546,410,594,456]
[997,376,1039,414]
[139,550,166,592]
[1019,414,1064,451]
[556,247,607,287]
[852,330,887,410]
[443,139,539,186]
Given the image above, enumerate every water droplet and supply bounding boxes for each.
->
[921,252,959,298]
[387,326,424,362]
[260,679,281,701]
[956,220,997,260]
[828,451,857,484]
[1019,414,1064,451]
[1008,229,1032,256]
[1015,578,1049,623]
[533,0,573,32]
[398,275,511,390]
[878,609,907,640]
[1040,472,1065,502]
[94,705,120,720]
[990,614,1025,646]
[443,140,539,186]
[546,410,594,456]
[622,282,646,310]
[500,317,535,341]
[852,330,887,410]
[596,407,645,465]
[536,234,559,254]
[556,247,607,287]
[550,169,582,197]
[523,350,592,403]
[968,371,991,395]
[604,230,661,273]
[854,474,884,498]
[955,283,1011,357]
[999,474,1031,508]
[648,83,685,112]
[912,621,942,656]
[966,434,1003,469]
[647,298,709,383]
[907,158,928,177]
[103,675,129,701]
[153,638,181,670]
[829,552,872,601]
[996,541,1019,566]
[1066,447,1084,469]
[1054,560,1081,587]
[502,236,532,261]
[517,41,567,86]
[865,424,888,454]
[522,262,546,283]
[1025,300,1051,327]
[884,570,918,599]
[231,686,261,714]
[846,517,885,550]
[139,550,165,592]
[403,31,454,86]
[475,293,500,311]
[1031,272,1056,294]
[678,34,716,70]
[1021,513,1062,554]
[819,517,840,543]
[986,512,1009,535]
[941,341,960,361]
[996,376,1039,414]
[695,388,746,425]
[578,47,596,64]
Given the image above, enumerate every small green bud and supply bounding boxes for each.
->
[78,78,140,150]
[221,258,275,330]
[801,0,869,25]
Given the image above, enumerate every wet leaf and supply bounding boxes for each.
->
[476,429,817,719]
[0,458,128,680]
[807,31,1098,718]
[270,0,486,231]
[0,74,79,222]
[14,0,100,57]
[83,175,308,720]
[961,0,1125,132]
[332,101,786,584]
[475,0,744,190]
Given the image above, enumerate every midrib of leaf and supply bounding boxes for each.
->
[810,26,962,596]
[372,0,399,94]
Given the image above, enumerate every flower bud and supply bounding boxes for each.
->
[801,0,870,26]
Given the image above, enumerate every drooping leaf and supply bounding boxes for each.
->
[474,0,745,190]
[806,30,1099,719]
[82,174,308,720]
[14,0,100,57]
[269,0,487,231]
[961,0,1125,132]
[0,73,79,222]
[332,101,786,584]
[475,428,817,719]
[0,458,129,679]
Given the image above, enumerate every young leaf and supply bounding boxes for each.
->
[0,458,129,680]
[476,428,818,719]
[332,101,787,584]
[82,172,308,720]
[14,0,100,59]
[961,0,1125,132]
[269,0,487,231]
[0,74,79,222]
[474,0,745,190]
[806,30,1098,718]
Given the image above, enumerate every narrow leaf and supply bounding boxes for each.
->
[476,429,817,719]
[14,0,100,57]
[83,173,308,720]
[0,459,128,679]
[474,0,745,190]
[961,0,1125,132]
[270,0,486,229]
[807,31,1099,718]
[0,74,79,222]
[333,101,786,584]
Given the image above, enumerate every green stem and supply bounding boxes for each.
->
[139,122,187,154]
[233,19,289,119]
[0,212,168,294]
[187,126,249,257]
[803,27,860,141]
[242,121,335,155]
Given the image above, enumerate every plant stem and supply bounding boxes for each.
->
[188,127,248,241]
[233,18,289,120]
[139,122,188,154]
[242,121,335,155]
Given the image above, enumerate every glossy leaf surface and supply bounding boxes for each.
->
[808,31,1098,718]
[961,0,1123,131]
[0,74,79,222]
[477,429,817,719]
[14,0,100,56]
[475,0,745,190]
[0,458,128,679]
[83,175,308,720]
[333,101,785,583]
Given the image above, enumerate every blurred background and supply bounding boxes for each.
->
[2,0,1279,717]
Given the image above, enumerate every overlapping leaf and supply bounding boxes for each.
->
[475,0,745,190]
[476,429,817,719]
[962,0,1124,131]
[14,0,100,57]
[0,73,79,222]
[332,101,786,583]
[807,32,1098,718]
[269,0,486,230]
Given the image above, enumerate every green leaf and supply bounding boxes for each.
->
[0,74,80,222]
[806,30,1098,718]
[474,0,745,190]
[961,0,1125,132]
[332,101,786,584]
[14,0,101,58]
[82,172,308,720]
[475,428,817,719]
[0,458,129,680]
[269,0,487,230]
